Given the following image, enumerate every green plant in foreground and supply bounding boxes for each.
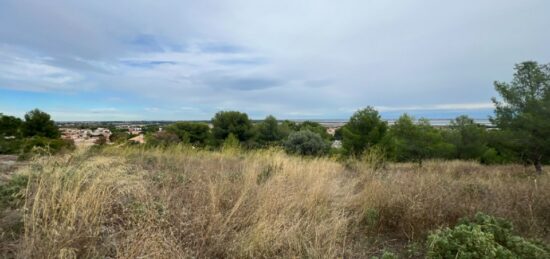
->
[427,212,550,259]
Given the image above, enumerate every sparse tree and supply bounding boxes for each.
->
[492,61,550,174]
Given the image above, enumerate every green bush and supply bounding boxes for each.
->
[427,213,550,258]
[0,138,23,154]
[0,174,29,209]
[283,130,329,156]
[21,137,75,156]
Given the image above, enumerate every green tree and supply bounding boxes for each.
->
[166,122,210,146]
[256,115,284,146]
[0,114,23,137]
[388,114,454,165]
[447,115,488,160]
[211,111,255,144]
[21,109,60,138]
[341,107,388,156]
[283,130,329,156]
[492,61,550,174]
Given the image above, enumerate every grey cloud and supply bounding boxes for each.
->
[1,0,549,119]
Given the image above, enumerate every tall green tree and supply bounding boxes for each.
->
[341,107,388,156]
[21,109,60,138]
[492,61,550,174]
[166,122,210,146]
[388,115,454,165]
[447,115,488,160]
[211,111,255,144]
[0,114,23,137]
[256,115,284,146]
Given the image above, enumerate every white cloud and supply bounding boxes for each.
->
[0,45,83,91]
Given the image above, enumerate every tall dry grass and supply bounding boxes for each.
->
[2,145,549,258]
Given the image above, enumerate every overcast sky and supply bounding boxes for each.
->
[1,0,549,121]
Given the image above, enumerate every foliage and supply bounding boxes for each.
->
[387,114,454,164]
[256,115,285,146]
[109,131,130,143]
[146,131,180,147]
[341,107,388,156]
[427,213,550,259]
[0,138,23,154]
[297,121,331,140]
[20,137,75,157]
[483,130,521,164]
[283,130,329,156]
[21,109,60,138]
[0,114,23,137]
[222,133,240,152]
[211,111,255,144]
[446,115,489,160]
[0,174,28,209]
[165,122,210,146]
[492,61,550,173]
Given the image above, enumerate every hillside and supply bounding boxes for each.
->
[1,146,548,258]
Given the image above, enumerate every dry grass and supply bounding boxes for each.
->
[1,145,549,258]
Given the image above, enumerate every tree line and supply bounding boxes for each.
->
[0,109,74,156]
[1,61,548,173]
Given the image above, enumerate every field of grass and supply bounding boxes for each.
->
[1,145,549,258]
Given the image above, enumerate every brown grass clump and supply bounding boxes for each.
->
[0,145,548,258]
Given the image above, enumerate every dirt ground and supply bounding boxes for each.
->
[0,155,19,180]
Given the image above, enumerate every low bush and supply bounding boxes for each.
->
[19,137,75,159]
[283,130,329,156]
[427,213,550,258]
[0,174,28,209]
[0,139,23,154]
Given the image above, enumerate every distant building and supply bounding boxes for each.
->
[128,127,142,135]
[331,140,342,149]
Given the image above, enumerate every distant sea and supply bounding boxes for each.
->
[302,118,493,127]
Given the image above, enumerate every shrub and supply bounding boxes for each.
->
[283,130,329,156]
[222,133,240,153]
[20,137,75,158]
[427,213,550,258]
[0,138,23,154]
[146,131,180,147]
[0,174,29,209]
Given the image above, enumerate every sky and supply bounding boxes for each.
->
[1,0,549,121]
